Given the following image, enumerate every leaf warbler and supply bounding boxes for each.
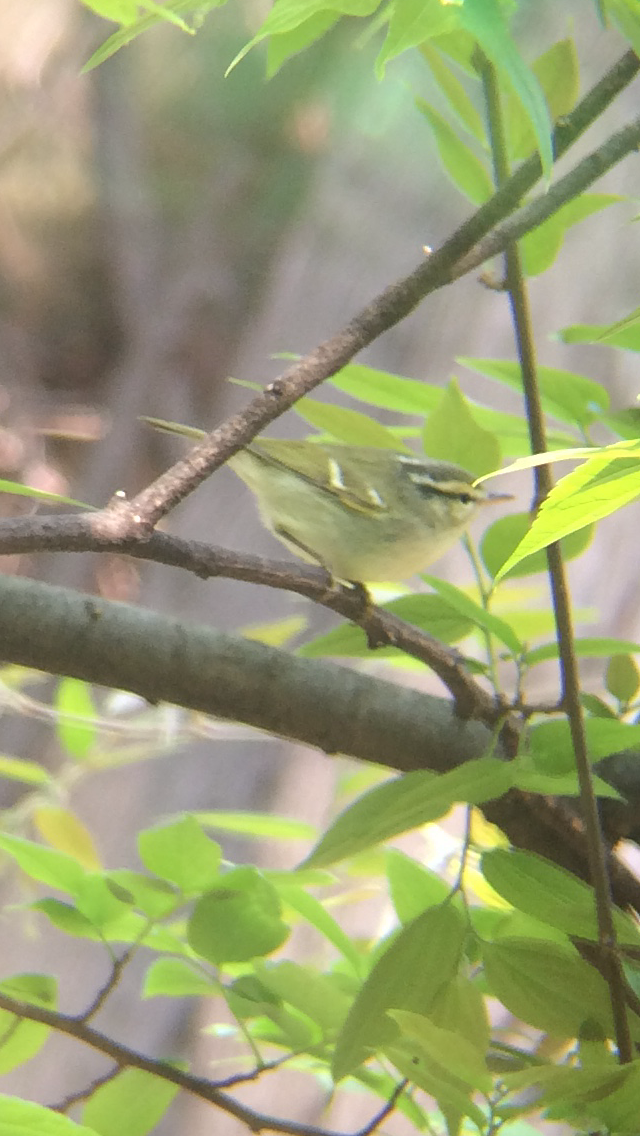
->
[143,417,512,583]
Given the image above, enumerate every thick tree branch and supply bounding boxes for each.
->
[0,573,639,911]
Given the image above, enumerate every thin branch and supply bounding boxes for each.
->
[49,1064,122,1113]
[480,54,633,1063]
[80,941,142,1022]
[354,1079,408,1136]
[0,991,402,1136]
[86,55,639,538]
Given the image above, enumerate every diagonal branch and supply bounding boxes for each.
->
[0,993,351,1136]
[89,55,639,537]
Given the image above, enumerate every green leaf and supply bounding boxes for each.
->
[81,0,203,71]
[458,0,552,175]
[326,364,576,455]
[298,593,474,658]
[415,99,492,204]
[423,379,501,476]
[510,764,620,801]
[421,576,522,655]
[332,902,466,1080]
[481,937,615,1038]
[0,832,86,895]
[529,717,640,773]
[294,401,407,449]
[278,883,364,973]
[520,193,622,277]
[420,42,486,142]
[0,755,50,785]
[226,0,380,74]
[385,1034,487,1129]
[304,759,513,868]
[105,870,177,919]
[195,811,315,841]
[187,867,289,964]
[524,635,640,668]
[430,973,490,1055]
[559,309,640,351]
[0,973,56,1007]
[389,1009,491,1092]
[82,1069,179,1136]
[33,899,98,939]
[0,1096,100,1136]
[0,480,90,508]
[329,364,444,414]
[0,978,56,1074]
[143,958,218,998]
[495,452,640,580]
[138,816,221,893]
[253,960,350,1034]
[481,849,639,943]
[33,806,101,870]
[506,38,579,160]
[266,11,339,74]
[386,850,451,924]
[54,678,97,760]
[375,0,457,75]
[606,0,640,56]
[481,512,593,579]
[606,654,640,703]
[458,358,609,428]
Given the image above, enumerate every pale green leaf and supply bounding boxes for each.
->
[458,0,552,174]
[332,903,465,1080]
[143,958,217,998]
[0,1096,100,1136]
[481,512,594,579]
[195,811,315,841]
[54,678,97,760]
[304,759,513,868]
[482,937,615,1038]
[495,452,640,580]
[420,42,486,141]
[187,867,289,964]
[375,0,456,75]
[294,401,407,449]
[458,357,609,428]
[0,755,50,785]
[481,848,639,943]
[138,816,221,893]
[421,575,522,655]
[415,99,492,204]
[423,379,501,475]
[82,1069,179,1136]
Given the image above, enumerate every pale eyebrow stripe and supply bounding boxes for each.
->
[327,458,346,490]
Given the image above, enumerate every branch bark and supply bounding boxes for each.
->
[1,572,639,912]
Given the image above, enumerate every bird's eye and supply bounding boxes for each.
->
[459,492,472,505]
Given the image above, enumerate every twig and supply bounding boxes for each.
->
[0,991,403,1136]
[49,1064,122,1113]
[354,1078,408,1136]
